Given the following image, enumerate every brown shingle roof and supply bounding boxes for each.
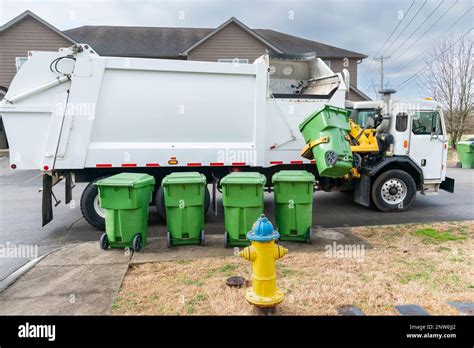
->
[64,21,367,59]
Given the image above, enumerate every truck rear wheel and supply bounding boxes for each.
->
[80,182,106,231]
[371,169,416,212]
[155,185,211,222]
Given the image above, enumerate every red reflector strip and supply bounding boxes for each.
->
[187,162,201,166]
[210,162,224,166]
[96,164,112,168]
[121,163,137,167]
[270,161,283,165]
[146,163,160,167]
[310,160,316,164]
[232,162,246,166]
[290,160,303,164]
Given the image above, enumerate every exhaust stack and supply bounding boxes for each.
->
[377,89,396,133]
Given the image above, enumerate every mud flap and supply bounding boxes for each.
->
[42,174,53,227]
[440,176,455,193]
[65,172,74,204]
[354,174,370,207]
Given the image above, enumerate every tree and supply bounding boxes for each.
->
[418,34,473,148]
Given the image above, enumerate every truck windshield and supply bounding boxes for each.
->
[357,110,376,127]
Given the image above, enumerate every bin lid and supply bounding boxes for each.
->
[272,170,315,183]
[220,172,266,186]
[95,173,155,188]
[457,141,474,146]
[162,172,206,185]
[298,105,351,133]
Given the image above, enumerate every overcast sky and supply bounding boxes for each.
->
[1,0,472,99]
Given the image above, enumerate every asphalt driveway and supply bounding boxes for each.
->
[0,154,472,281]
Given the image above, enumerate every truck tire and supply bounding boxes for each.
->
[155,185,211,222]
[80,182,106,231]
[371,169,416,212]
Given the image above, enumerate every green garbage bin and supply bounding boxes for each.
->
[220,172,266,247]
[299,105,354,178]
[272,170,315,243]
[457,141,474,169]
[162,172,207,247]
[95,173,155,252]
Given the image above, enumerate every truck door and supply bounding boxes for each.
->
[408,110,445,180]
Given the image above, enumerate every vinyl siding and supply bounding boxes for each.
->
[187,22,270,62]
[0,16,72,87]
[327,58,359,87]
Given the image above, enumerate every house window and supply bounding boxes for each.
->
[218,58,249,64]
[15,57,28,72]
[323,60,331,68]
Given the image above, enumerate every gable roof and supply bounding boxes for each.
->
[64,18,367,59]
[255,29,366,59]
[0,10,76,44]
[181,17,283,55]
[350,84,372,101]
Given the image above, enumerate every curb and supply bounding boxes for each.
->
[0,247,61,293]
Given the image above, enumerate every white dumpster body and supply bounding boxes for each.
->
[0,45,346,171]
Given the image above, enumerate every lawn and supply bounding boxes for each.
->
[111,220,473,315]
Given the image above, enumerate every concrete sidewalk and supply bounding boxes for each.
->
[0,227,368,315]
[0,242,131,315]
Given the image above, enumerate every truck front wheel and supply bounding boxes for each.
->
[80,182,106,231]
[371,169,416,212]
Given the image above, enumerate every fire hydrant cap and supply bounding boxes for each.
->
[246,214,280,242]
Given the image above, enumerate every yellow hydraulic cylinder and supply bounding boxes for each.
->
[239,215,288,307]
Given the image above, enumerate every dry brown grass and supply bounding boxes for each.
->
[112,221,474,315]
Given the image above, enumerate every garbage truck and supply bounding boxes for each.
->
[0,44,454,229]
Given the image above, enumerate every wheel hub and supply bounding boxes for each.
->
[381,178,407,205]
[93,195,106,218]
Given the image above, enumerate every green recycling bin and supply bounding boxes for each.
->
[272,170,315,243]
[220,172,266,247]
[162,172,206,247]
[299,105,354,178]
[95,173,155,252]
[457,141,474,169]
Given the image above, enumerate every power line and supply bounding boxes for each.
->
[380,0,428,58]
[360,0,416,81]
[362,0,427,86]
[387,0,446,58]
[394,27,473,91]
[394,3,470,73]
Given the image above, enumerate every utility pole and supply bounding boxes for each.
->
[373,55,390,92]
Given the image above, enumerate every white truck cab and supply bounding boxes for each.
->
[350,91,453,210]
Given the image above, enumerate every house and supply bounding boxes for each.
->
[0,11,371,149]
[64,17,370,101]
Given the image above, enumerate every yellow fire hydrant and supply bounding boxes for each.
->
[239,214,288,307]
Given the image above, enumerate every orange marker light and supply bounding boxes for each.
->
[403,140,409,148]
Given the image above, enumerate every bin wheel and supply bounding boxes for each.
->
[307,228,313,244]
[200,229,205,246]
[100,233,109,250]
[166,231,172,248]
[224,231,229,248]
[133,234,143,252]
